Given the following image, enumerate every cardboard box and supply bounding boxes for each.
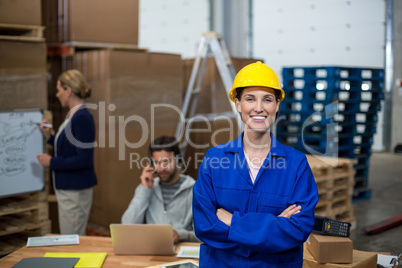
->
[0,0,42,25]
[0,40,47,110]
[303,244,377,268]
[306,234,353,264]
[42,0,139,44]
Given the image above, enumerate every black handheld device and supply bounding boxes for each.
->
[312,216,351,237]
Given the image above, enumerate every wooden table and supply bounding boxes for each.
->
[0,235,199,268]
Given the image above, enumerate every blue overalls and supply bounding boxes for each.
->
[193,133,319,267]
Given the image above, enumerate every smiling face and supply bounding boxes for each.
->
[235,86,280,132]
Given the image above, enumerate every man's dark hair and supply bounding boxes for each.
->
[149,136,181,158]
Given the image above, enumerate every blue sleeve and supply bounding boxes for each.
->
[228,157,318,254]
[50,113,95,171]
[193,151,250,257]
[47,135,55,146]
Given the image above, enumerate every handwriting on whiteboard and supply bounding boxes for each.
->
[0,119,39,177]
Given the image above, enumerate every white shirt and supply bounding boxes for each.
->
[244,151,261,184]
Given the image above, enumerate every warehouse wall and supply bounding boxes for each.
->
[139,0,209,58]
[252,0,386,151]
[138,0,398,152]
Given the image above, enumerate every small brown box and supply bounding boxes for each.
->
[0,40,47,110]
[306,233,353,264]
[42,0,139,44]
[0,0,42,25]
[303,244,377,268]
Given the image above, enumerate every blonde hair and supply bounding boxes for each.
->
[58,69,91,99]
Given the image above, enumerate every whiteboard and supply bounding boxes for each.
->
[0,110,44,197]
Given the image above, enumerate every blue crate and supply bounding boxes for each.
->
[352,187,372,202]
[355,124,377,135]
[354,177,370,188]
[336,102,382,114]
[356,156,371,167]
[337,144,373,159]
[354,151,372,159]
[282,76,384,93]
[325,78,385,93]
[283,66,384,81]
[277,123,356,139]
[354,175,369,183]
[335,113,379,124]
[354,165,369,178]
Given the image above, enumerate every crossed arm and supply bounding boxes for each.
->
[216,204,302,227]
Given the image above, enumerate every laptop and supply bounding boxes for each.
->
[110,224,175,255]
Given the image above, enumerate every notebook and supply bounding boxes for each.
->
[12,257,79,268]
[43,252,107,268]
[110,224,175,255]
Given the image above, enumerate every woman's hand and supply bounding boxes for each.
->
[216,208,233,227]
[40,120,52,141]
[278,204,301,218]
[36,153,52,167]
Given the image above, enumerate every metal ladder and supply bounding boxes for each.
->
[175,32,242,156]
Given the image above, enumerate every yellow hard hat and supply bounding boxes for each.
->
[229,61,285,102]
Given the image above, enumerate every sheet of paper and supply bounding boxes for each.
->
[26,234,79,247]
[377,254,398,267]
[176,246,200,259]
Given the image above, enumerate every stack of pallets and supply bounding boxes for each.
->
[307,155,355,229]
[0,193,51,256]
[277,66,384,201]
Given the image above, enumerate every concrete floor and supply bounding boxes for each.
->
[349,152,402,256]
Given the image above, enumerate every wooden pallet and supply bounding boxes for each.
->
[0,23,44,42]
[0,220,50,256]
[0,192,51,256]
[310,155,356,227]
[307,155,354,175]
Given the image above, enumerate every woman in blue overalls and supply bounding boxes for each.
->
[193,62,319,267]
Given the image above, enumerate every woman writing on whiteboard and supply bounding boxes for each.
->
[37,69,97,235]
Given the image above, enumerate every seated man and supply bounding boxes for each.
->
[122,136,199,242]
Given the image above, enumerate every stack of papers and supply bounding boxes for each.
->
[27,234,79,247]
[176,246,200,259]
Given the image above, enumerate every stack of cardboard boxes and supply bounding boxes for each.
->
[303,233,377,268]
[0,0,47,111]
